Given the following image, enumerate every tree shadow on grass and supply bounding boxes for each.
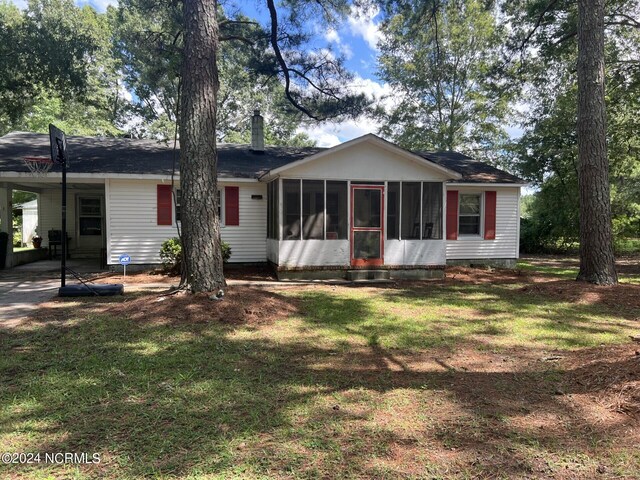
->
[295,282,638,352]
[0,286,638,478]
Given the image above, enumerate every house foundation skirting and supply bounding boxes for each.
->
[276,264,445,281]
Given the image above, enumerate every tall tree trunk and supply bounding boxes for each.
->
[179,0,225,292]
[575,0,618,285]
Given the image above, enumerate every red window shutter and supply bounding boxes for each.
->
[225,186,239,226]
[157,184,172,226]
[484,191,497,240]
[446,190,459,240]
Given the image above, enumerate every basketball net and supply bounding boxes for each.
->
[23,156,54,176]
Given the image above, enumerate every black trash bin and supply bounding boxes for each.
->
[0,232,8,270]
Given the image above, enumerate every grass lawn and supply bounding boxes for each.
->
[1,258,639,479]
[518,255,640,285]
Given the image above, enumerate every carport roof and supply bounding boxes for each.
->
[0,132,524,183]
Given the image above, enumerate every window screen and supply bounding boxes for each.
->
[459,194,481,235]
[267,182,273,239]
[174,189,181,223]
[302,180,324,240]
[326,181,347,239]
[267,180,279,239]
[387,182,400,240]
[282,179,301,240]
[78,198,102,236]
[401,182,421,239]
[422,182,443,239]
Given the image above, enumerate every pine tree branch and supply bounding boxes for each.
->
[265,0,322,120]
[519,0,560,52]
[219,35,254,45]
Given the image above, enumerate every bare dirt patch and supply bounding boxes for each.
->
[94,270,176,285]
[94,264,277,285]
[445,266,640,314]
[561,344,640,417]
[32,285,299,326]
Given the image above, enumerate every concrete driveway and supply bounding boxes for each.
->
[0,259,104,324]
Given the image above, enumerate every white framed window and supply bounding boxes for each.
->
[78,197,102,236]
[175,189,224,226]
[217,189,225,226]
[458,194,482,236]
[174,189,181,223]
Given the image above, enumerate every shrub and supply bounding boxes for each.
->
[221,241,231,262]
[159,237,183,273]
[159,237,231,273]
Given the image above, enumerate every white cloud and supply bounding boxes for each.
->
[323,27,353,60]
[301,128,342,147]
[324,28,340,44]
[297,75,398,147]
[347,5,382,51]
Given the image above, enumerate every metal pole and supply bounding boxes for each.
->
[61,153,66,288]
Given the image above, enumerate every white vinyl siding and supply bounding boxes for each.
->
[107,179,267,264]
[279,141,452,182]
[219,183,267,262]
[277,239,350,267]
[38,186,105,252]
[446,186,520,260]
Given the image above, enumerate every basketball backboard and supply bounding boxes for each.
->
[49,124,67,165]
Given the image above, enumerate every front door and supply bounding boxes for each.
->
[77,196,104,251]
[351,185,384,267]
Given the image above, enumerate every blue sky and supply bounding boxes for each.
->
[11,0,522,147]
[226,1,389,146]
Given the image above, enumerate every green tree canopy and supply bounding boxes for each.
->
[376,0,512,163]
[0,0,126,135]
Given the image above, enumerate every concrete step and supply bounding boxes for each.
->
[347,269,391,281]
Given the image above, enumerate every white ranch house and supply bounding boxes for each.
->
[0,113,524,279]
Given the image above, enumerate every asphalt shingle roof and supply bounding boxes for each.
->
[415,151,525,184]
[0,132,524,183]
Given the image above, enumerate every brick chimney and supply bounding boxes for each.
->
[251,109,265,153]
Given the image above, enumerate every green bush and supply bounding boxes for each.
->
[159,237,183,272]
[13,229,22,248]
[221,241,231,262]
[614,237,640,255]
[159,237,232,273]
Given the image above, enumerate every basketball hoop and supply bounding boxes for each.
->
[23,156,54,176]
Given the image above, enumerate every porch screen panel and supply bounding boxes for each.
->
[326,181,347,239]
[422,182,443,239]
[267,181,272,239]
[401,182,421,239]
[273,180,279,239]
[267,180,279,239]
[282,180,301,240]
[302,180,324,240]
[387,182,400,240]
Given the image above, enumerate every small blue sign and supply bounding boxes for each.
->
[119,254,131,266]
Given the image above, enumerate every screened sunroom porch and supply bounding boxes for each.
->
[265,178,447,277]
